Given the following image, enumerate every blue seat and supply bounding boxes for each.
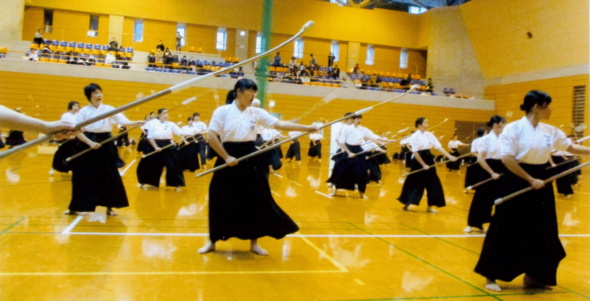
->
[60,41,67,47]
[77,42,85,49]
[126,47,133,53]
[52,40,59,46]
[203,60,211,66]
[102,45,109,51]
[85,43,93,49]
[94,44,101,50]
[68,41,76,48]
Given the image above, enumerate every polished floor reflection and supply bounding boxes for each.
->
[0,147,589,300]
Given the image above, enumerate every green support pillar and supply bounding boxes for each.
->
[255,0,273,109]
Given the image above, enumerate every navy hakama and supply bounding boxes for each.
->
[474,163,565,286]
[398,149,446,207]
[208,141,299,242]
[466,159,504,229]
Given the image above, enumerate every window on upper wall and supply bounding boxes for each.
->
[177,23,186,47]
[409,6,427,14]
[400,48,408,69]
[88,15,99,37]
[216,27,227,51]
[294,38,303,59]
[365,44,374,65]
[330,41,340,62]
[43,9,53,33]
[133,19,144,42]
[255,32,263,54]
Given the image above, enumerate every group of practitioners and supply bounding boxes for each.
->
[3,79,589,294]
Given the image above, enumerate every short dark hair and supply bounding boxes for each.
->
[83,83,102,101]
[67,100,79,110]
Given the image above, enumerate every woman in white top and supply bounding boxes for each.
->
[463,128,486,190]
[198,79,317,255]
[178,117,200,172]
[136,108,186,190]
[66,83,143,216]
[285,131,302,162]
[52,101,80,173]
[475,90,590,292]
[446,134,466,171]
[308,131,323,161]
[464,115,505,233]
[398,117,456,212]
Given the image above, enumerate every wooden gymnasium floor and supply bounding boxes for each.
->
[0,145,589,301]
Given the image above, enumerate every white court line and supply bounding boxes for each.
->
[315,190,333,198]
[119,159,137,176]
[61,216,83,234]
[272,173,283,178]
[59,232,590,238]
[271,190,282,197]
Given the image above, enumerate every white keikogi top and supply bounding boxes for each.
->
[192,120,208,133]
[209,101,278,142]
[470,137,483,153]
[500,116,571,164]
[145,119,183,139]
[338,125,379,146]
[61,111,78,124]
[448,140,464,149]
[409,130,442,152]
[76,104,130,132]
[477,132,502,159]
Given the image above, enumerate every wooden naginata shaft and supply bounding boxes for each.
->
[466,173,503,190]
[65,96,198,162]
[196,86,420,178]
[402,152,474,176]
[141,141,178,158]
[0,20,316,161]
[332,127,409,157]
[65,124,141,162]
[494,161,590,206]
[545,156,582,170]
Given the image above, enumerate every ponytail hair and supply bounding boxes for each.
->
[415,117,426,128]
[520,90,551,113]
[486,115,505,128]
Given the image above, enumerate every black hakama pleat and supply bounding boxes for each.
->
[52,139,79,172]
[467,159,505,229]
[69,132,129,211]
[208,141,299,243]
[137,131,149,153]
[136,139,185,187]
[464,162,484,189]
[366,152,382,183]
[446,148,461,170]
[308,140,322,158]
[5,130,26,148]
[397,149,446,207]
[285,140,301,161]
[550,156,574,195]
[179,141,200,172]
[326,144,368,193]
[374,149,391,165]
[474,163,565,286]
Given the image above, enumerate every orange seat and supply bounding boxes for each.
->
[196,47,203,53]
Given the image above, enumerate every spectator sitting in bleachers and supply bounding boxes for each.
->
[332,65,341,79]
[23,49,39,61]
[163,48,173,67]
[146,52,156,67]
[156,40,165,52]
[180,55,188,70]
[108,37,119,51]
[188,57,196,71]
[105,52,116,64]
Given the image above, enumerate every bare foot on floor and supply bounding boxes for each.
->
[485,281,501,292]
[250,241,269,256]
[107,208,118,216]
[198,242,216,254]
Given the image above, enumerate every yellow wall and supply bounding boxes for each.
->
[461,0,589,79]
[485,74,590,137]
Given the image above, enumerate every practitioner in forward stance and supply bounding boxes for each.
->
[65,83,142,216]
[464,115,505,233]
[474,90,590,292]
[398,117,456,212]
[198,79,317,255]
